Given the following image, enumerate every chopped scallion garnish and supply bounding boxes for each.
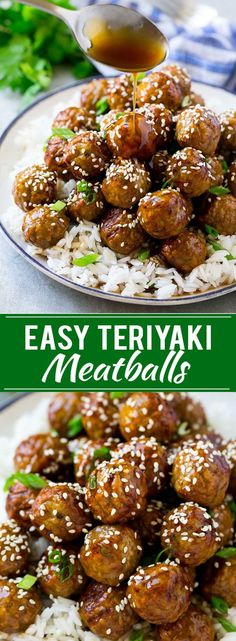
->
[18,575,37,590]
[73,254,100,267]
[4,472,47,492]
[211,596,229,614]
[95,97,109,116]
[93,446,111,461]
[110,392,125,399]
[49,200,66,212]
[217,618,236,632]
[48,549,62,565]
[209,186,230,196]
[51,127,75,140]
[89,474,97,489]
[67,414,83,438]
[138,249,150,262]
[204,224,219,238]
[216,547,236,558]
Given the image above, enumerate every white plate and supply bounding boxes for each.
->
[1,80,236,306]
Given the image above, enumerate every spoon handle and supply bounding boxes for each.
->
[15,0,72,22]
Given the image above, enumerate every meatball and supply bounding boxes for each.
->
[6,482,40,529]
[227,159,236,196]
[101,159,151,209]
[37,545,86,597]
[157,604,215,641]
[44,136,71,178]
[165,148,211,197]
[160,229,207,274]
[137,189,192,239]
[85,458,147,524]
[211,503,234,547]
[138,104,173,149]
[0,520,30,577]
[119,393,179,443]
[108,74,133,111]
[80,392,121,440]
[80,524,142,585]
[105,113,157,160]
[208,156,224,187]
[151,150,169,183]
[166,393,207,433]
[161,502,218,565]
[14,433,70,475]
[138,499,167,546]
[22,204,69,249]
[136,72,182,112]
[64,131,110,179]
[80,78,110,111]
[219,110,236,151]
[79,582,137,640]
[52,106,96,132]
[222,439,236,495]
[164,64,191,98]
[172,440,230,507]
[48,392,84,437]
[31,482,92,542]
[176,106,221,155]
[13,164,57,212]
[198,193,236,235]
[0,578,42,633]
[114,437,168,497]
[100,207,145,255]
[127,562,191,624]
[201,555,236,607]
[74,436,119,486]
[67,182,105,221]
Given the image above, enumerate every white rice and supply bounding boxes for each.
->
[3,90,236,300]
[0,394,235,640]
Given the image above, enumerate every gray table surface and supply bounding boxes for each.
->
[1,1,236,313]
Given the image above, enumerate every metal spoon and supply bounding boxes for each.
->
[15,0,169,71]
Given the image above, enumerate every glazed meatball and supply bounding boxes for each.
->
[198,193,236,235]
[22,204,69,249]
[80,524,142,585]
[119,393,179,442]
[74,436,119,486]
[227,159,236,196]
[37,545,86,597]
[48,392,84,437]
[0,578,42,633]
[100,207,145,255]
[172,440,230,508]
[176,106,221,155]
[13,164,57,212]
[85,458,147,524]
[64,131,110,179]
[52,106,96,132]
[164,64,191,98]
[161,502,218,565]
[114,437,168,497]
[138,104,173,149]
[14,433,70,475]
[136,71,182,112]
[137,189,192,239]
[222,439,236,494]
[138,499,167,546]
[160,229,207,274]
[208,156,224,187]
[165,148,211,197]
[151,150,169,183]
[127,562,191,624]
[67,182,105,221]
[80,78,110,111]
[6,482,40,529]
[166,393,207,433]
[101,159,151,209]
[80,392,121,440]
[219,110,236,151]
[201,555,236,607]
[31,482,92,542]
[157,604,215,641]
[211,503,234,547]
[44,136,71,178]
[106,112,157,160]
[0,521,30,577]
[79,582,137,640]
[108,74,133,111]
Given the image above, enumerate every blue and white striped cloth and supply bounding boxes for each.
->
[86,0,236,92]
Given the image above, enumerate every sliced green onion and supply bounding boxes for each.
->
[89,474,97,489]
[162,177,174,189]
[95,97,109,116]
[51,127,75,140]
[155,548,170,563]
[229,500,236,518]
[49,200,66,212]
[216,547,236,558]
[115,112,125,120]
[138,249,150,262]
[48,549,62,565]
[211,596,229,614]
[129,630,145,641]
[220,158,228,174]
[77,181,96,204]
[217,618,236,633]
[4,472,47,492]
[57,560,73,583]
[209,240,235,261]
[209,186,230,196]
[67,414,83,438]
[73,254,100,267]
[110,392,125,399]
[93,446,111,461]
[204,224,219,238]
[177,422,190,437]
[18,575,37,590]
[137,72,146,82]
